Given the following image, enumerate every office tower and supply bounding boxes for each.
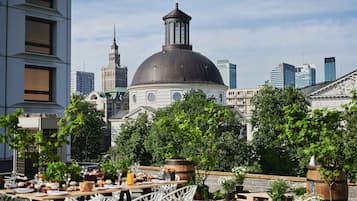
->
[295,64,316,88]
[217,60,237,89]
[71,71,95,95]
[270,63,295,89]
[0,0,71,172]
[101,30,128,92]
[226,87,261,141]
[324,57,336,81]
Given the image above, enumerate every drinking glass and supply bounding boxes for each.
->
[80,166,88,180]
[116,169,122,185]
[134,162,140,175]
[159,166,164,179]
[34,174,42,192]
[63,173,71,187]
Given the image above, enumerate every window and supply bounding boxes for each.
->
[172,92,182,101]
[25,17,53,54]
[175,22,180,44]
[24,65,53,102]
[147,93,156,102]
[180,23,185,44]
[169,22,174,44]
[132,94,136,103]
[26,0,53,8]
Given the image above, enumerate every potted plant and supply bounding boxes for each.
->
[268,179,290,201]
[282,101,357,201]
[221,178,237,201]
[232,166,247,192]
[44,161,68,182]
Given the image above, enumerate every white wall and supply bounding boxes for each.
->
[128,83,227,112]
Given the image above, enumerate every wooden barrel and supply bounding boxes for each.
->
[306,169,348,201]
[164,159,195,180]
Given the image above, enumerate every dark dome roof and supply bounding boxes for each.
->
[131,49,224,86]
[163,6,191,21]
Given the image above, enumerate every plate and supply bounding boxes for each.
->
[13,188,34,194]
[138,181,153,185]
[47,190,69,196]
[94,187,107,191]
[33,192,47,197]
[103,184,118,189]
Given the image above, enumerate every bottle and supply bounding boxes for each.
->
[126,170,134,185]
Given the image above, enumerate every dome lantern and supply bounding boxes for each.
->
[163,2,192,50]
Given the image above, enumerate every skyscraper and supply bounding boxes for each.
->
[295,64,316,88]
[324,57,336,81]
[101,28,128,92]
[71,71,95,95]
[270,63,295,89]
[217,60,237,89]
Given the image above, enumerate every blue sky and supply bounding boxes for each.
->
[72,0,357,91]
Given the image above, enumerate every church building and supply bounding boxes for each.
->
[110,2,227,145]
[128,2,227,112]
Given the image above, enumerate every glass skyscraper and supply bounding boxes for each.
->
[217,59,237,89]
[324,57,336,81]
[270,63,295,89]
[295,64,316,88]
[71,71,95,95]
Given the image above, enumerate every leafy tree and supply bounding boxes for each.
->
[281,93,357,201]
[145,90,247,174]
[110,113,152,165]
[342,93,357,180]
[0,109,65,166]
[250,85,308,175]
[58,94,105,161]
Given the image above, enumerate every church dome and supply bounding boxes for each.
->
[131,48,224,86]
[131,2,224,87]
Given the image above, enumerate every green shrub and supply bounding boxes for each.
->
[268,179,290,201]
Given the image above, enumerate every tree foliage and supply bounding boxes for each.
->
[110,113,152,166]
[282,93,357,187]
[145,90,247,174]
[0,109,64,166]
[58,94,105,161]
[250,85,308,175]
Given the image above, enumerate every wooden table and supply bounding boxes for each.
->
[238,192,294,201]
[238,192,272,201]
[0,180,186,201]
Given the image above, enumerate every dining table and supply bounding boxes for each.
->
[0,180,187,201]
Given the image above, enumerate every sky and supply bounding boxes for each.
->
[72,0,357,91]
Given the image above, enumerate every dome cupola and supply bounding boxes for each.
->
[130,2,224,86]
[163,2,192,50]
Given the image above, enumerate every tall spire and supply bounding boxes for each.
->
[176,0,178,9]
[113,24,116,43]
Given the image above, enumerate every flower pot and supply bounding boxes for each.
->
[164,159,195,180]
[235,185,244,193]
[306,168,348,201]
[79,181,94,192]
[224,192,234,201]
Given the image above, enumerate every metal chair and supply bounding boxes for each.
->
[151,183,178,195]
[131,192,161,201]
[88,194,111,201]
[161,185,197,201]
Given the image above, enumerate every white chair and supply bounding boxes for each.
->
[64,197,78,201]
[152,183,178,195]
[161,185,197,201]
[131,192,161,201]
[89,194,111,201]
